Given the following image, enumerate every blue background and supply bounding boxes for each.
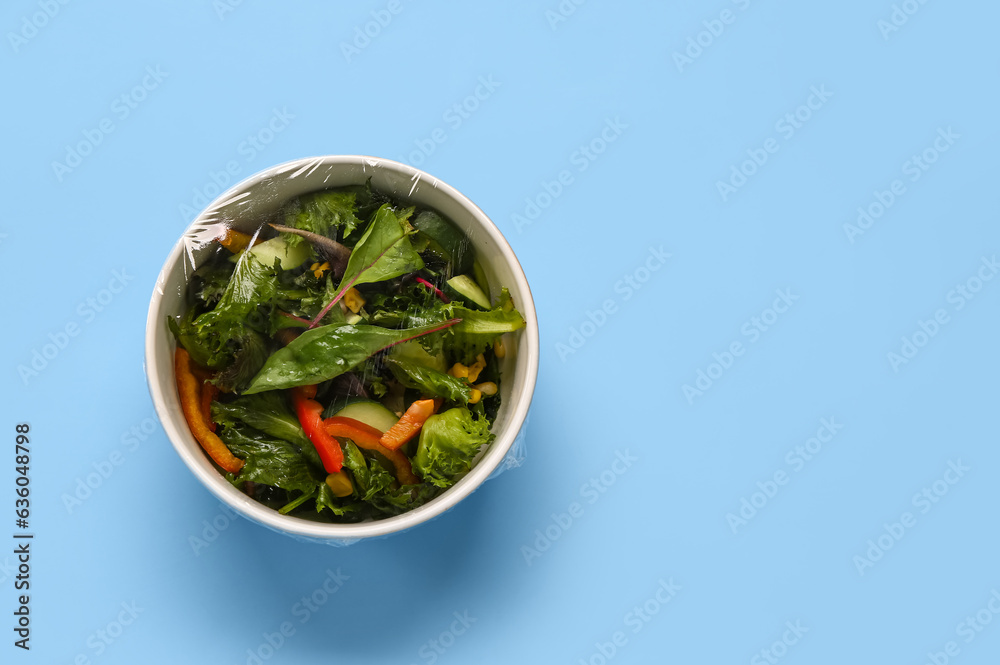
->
[3,1,999,663]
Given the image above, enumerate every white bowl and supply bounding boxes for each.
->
[145,156,538,544]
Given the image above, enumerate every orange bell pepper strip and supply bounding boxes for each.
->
[174,348,244,474]
[379,399,437,451]
[200,381,218,432]
[323,417,419,486]
[217,228,259,254]
[291,385,344,473]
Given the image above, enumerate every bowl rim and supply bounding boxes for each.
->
[144,155,539,540]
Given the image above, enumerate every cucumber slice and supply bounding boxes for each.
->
[414,211,474,275]
[330,400,399,434]
[247,236,310,270]
[445,275,491,309]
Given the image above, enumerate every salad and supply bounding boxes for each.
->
[169,182,525,522]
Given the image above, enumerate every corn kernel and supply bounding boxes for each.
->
[344,287,366,314]
[493,338,506,359]
[448,363,469,379]
[467,354,487,382]
[468,389,482,404]
[474,381,498,396]
[325,472,354,497]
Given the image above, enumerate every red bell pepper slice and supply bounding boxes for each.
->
[291,385,344,473]
[323,417,385,444]
[323,417,420,486]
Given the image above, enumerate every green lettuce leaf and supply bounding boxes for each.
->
[282,190,361,244]
[413,407,494,488]
[190,259,234,309]
[169,252,278,390]
[366,286,524,363]
[444,288,525,363]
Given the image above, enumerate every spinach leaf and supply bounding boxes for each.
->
[207,251,277,318]
[243,319,459,394]
[312,204,424,323]
[387,358,471,403]
[341,442,395,502]
[218,425,324,495]
[313,483,362,516]
[213,331,271,393]
[341,442,441,515]
[212,393,325,470]
[212,393,312,451]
